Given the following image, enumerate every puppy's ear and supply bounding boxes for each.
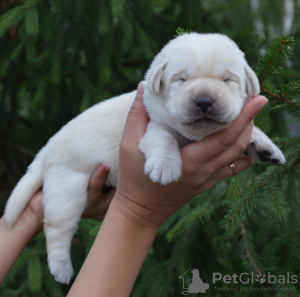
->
[148,63,167,93]
[245,64,260,99]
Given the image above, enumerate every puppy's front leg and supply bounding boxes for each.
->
[246,126,285,165]
[139,121,182,185]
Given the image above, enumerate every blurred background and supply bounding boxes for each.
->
[0,1,300,296]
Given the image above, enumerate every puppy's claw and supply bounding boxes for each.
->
[271,158,280,165]
[255,145,285,165]
[263,149,274,156]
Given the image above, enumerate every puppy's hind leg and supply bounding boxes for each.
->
[43,166,90,284]
[246,126,285,165]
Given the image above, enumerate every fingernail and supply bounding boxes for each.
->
[137,82,144,96]
[95,164,109,176]
[258,96,268,109]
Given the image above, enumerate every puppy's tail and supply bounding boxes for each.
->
[4,148,45,229]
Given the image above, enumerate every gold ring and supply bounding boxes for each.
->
[230,163,239,176]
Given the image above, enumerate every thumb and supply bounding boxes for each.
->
[88,164,110,202]
[122,83,149,142]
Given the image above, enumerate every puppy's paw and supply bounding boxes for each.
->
[247,140,285,165]
[49,259,73,284]
[144,156,182,185]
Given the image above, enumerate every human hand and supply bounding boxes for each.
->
[114,83,268,230]
[82,164,116,219]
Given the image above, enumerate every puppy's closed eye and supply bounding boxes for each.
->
[223,74,238,84]
[173,75,186,82]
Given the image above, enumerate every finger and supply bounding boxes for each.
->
[82,188,116,219]
[206,96,267,158]
[99,189,116,212]
[214,157,254,180]
[208,120,254,170]
[88,164,110,201]
[28,190,44,216]
[184,96,268,161]
[121,83,149,145]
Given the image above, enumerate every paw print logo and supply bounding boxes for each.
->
[256,273,266,284]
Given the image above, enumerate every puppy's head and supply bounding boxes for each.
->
[144,33,260,141]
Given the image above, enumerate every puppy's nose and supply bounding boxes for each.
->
[194,97,214,113]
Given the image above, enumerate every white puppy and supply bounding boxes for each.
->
[5,33,285,284]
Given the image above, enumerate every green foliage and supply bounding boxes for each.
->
[25,7,39,36]
[1,1,300,296]
[256,35,296,85]
[27,253,42,292]
[256,35,300,124]
[175,27,192,37]
[0,0,40,38]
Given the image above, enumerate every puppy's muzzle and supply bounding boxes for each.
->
[194,96,214,113]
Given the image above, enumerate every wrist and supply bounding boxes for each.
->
[112,191,164,232]
[0,213,41,284]
[68,192,157,297]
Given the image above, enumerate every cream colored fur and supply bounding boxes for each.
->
[5,33,285,284]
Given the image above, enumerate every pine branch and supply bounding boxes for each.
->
[255,35,300,123]
[25,7,39,36]
[111,0,125,23]
[241,223,262,274]
[224,136,300,231]
[263,181,288,221]
[165,194,216,241]
[0,283,28,297]
[174,27,192,37]
[256,35,295,86]
[261,86,300,108]
[285,169,300,231]
[223,164,291,233]
[223,182,263,233]
[156,225,196,297]
[259,39,287,85]
[27,254,42,292]
[44,272,64,297]
[0,0,41,38]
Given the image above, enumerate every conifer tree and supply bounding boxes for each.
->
[1,1,300,296]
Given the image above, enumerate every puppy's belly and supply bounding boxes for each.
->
[43,90,136,187]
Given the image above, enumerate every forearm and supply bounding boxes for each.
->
[0,213,40,283]
[67,195,158,297]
